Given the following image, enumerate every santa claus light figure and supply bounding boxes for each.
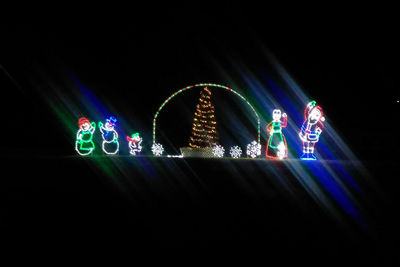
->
[299,101,325,160]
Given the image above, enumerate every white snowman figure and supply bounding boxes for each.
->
[126,132,142,156]
[98,116,119,155]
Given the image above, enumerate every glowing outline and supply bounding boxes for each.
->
[299,101,325,160]
[152,143,164,156]
[99,118,119,155]
[247,140,261,158]
[127,133,143,156]
[152,83,261,145]
[265,109,288,160]
[212,145,225,158]
[229,146,242,158]
[75,120,96,156]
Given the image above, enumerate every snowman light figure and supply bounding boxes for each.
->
[126,132,142,156]
[99,116,119,155]
[75,117,96,156]
[299,101,325,160]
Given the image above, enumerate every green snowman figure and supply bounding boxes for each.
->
[75,117,96,156]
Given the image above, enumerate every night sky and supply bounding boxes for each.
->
[1,8,399,157]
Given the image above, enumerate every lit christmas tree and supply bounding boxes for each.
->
[188,87,219,148]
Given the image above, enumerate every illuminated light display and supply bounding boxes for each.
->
[99,116,119,155]
[189,87,219,148]
[247,140,261,158]
[152,83,261,146]
[167,155,184,158]
[126,132,142,156]
[152,143,164,156]
[299,101,325,160]
[75,117,96,156]
[265,109,288,160]
[212,145,225,158]
[229,146,242,158]
[277,142,286,160]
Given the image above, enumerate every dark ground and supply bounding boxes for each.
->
[1,156,399,264]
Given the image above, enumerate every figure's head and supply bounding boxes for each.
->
[78,117,91,131]
[105,116,117,130]
[127,132,141,143]
[308,107,323,125]
[304,101,325,126]
[272,109,282,121]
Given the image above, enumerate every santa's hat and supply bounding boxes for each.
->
[78,117,90,127]
[126,133,140,143]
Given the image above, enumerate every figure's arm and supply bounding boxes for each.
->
[281,113,288,128]
[76,129,82,141]
[113,131,119,142]
[311,127,322,142]
[90,122,96,134]
[138,139,142,150]
[266,122,273,134]
[307,128,321,141]
[298,123,307,141]
[98,122,104,133]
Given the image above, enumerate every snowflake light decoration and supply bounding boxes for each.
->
[212,145,225,158]
[247,141,261,158]
[229,146,242,158]
[151,143,164,156]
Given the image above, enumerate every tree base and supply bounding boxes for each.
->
[180,147,214,158]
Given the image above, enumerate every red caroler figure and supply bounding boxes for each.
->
[299,101,325,160]
[265,109,288,159]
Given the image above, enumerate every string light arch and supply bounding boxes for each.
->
[153,83,261,145]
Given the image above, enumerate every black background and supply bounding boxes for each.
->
[1,5,400,263]
[1,7,399,157]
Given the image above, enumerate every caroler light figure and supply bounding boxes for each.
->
[126,132,142,156]
[99,116,119,155]
[265,109,288,159]
[299,101,325,160]
[75,117,96,156]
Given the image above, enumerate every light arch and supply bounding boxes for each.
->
[152,83,261,145]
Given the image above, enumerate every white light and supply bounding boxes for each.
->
[246,141,261,158]
[152,143,164,156]
[266,109,288,159]
[299,101,325,160]
[127,136,143,156]
[229,146,242,158]
[212,145,225,158]
[167,155,183,158]
[75,121,96,156]
[99,121,119,155]
[277,142,286,160]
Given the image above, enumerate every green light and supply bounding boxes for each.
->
[152,83,261,145]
